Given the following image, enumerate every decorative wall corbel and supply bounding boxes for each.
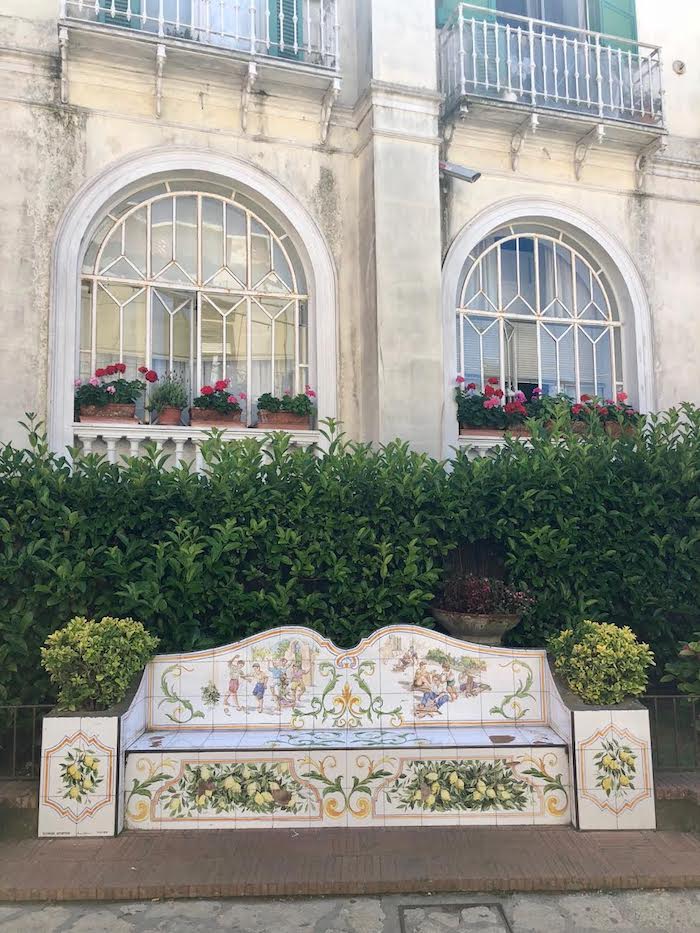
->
[510,112,539,172]
[241,61,257,133]
[155,44,166,119]
[320,78,340,144]
[635,136,667,191]
[574,123,605,181]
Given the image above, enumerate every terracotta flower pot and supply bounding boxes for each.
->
[257,410,312,430]
[430,608,521,646]
[545,420,588,435]
[153,407,183,426]
[605,422,636,438]
[190,408,243,428]
[79,403,136,423]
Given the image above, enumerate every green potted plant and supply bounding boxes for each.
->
[146,372,188,426]
[455,377,533,438]
[662,634,700,698]
[431,575,536,645]
[541,391,642,438]
[75,363,156,423]
[548,621,654,705]
[191,379,244,427]
[256,385,316,430]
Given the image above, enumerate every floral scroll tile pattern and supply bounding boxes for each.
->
[39,717,118,837]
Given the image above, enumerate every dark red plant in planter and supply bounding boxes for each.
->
[191,379,244,428]
[75,363,155,423]
[431,575,536,646]
[256,385,316,430]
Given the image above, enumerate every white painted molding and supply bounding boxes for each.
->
[440,197,655,459]
[49,146,338,454]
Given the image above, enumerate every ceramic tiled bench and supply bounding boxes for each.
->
[38,625,656,836]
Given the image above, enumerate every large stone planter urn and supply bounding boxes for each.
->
[430,608,521,646]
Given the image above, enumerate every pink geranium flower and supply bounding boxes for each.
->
[455,375,465,384]
[74,378,82,387]
[106,385,116,395]
[89,376,100,387]
[227,395,237,404]
[483,398,500,409]
[239,392,247,400]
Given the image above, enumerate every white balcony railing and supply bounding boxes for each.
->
[439,3,664,127]
[60,0,339,70]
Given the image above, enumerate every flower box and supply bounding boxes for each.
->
[79,403,137,424]
[459,426,530,438]
[190,408,244,428]
[605,422,636,439]
[257,410,312,430]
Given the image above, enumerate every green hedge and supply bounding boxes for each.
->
[1,409,699,705]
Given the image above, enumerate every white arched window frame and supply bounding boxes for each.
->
[457,223,622,400]
[441,199,654,458]
[79,180,311,415]
[49,147,338,452]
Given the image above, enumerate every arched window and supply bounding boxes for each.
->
[457,223,622,400]
[79,178,310,416]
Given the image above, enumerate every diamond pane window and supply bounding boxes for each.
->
[79,180,311,420]
[457,226,622,399]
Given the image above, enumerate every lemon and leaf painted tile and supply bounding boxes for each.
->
[60,748,102,803]
[384,759,531,813]
[595,738,637,798]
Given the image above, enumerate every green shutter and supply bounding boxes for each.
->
[437,2,497,29]
[269,0,304,60]
[98,0,141,29]
[588,0,638,42]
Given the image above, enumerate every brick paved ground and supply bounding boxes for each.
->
[1,827,700,902]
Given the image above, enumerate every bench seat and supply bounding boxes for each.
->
[125,723,567,753]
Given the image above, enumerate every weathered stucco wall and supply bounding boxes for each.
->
[0,0,699,455]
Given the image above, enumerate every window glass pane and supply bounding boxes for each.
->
[94,285,121,370]
[224,301,247,396]
[504,320,538,391]
[123,207,147,276]
[225,204,247,285]
[462,314,499,386]
[577,326,595,397]
[79,281,92,380]
[175,196,197,281]
[172,304,193,397]
[299,300,309,369]
[517,237,536,312]
[251,299,272,403]
[272,303,295,397]
[151,198,174,277]
[151,290,170,365]
[273,241,294,290]
[200,298,224,387]
[541,323,575,395]
[122,289,147,375]
[98,227,123,274]
[201,197,225,284]
[251,220,272,287]
[574,256,592,315]
[500,240,518,308]
[83,217,113,272]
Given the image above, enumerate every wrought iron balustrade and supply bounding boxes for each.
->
[439,3,664,127]
[60,0,339,70]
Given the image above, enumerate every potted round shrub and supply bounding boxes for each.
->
[431,575,535,646]
[455,377,530,438]
[146,372,187,426]
[548,621,654,705]
[75,363,156,423]
[256,385,316,430]
[191,379,244,427]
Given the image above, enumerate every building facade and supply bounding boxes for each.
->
[1,1,698,459]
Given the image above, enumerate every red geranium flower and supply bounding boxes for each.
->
[455,375,465,384]
[580,394,592,402]
[597,406,609,416]
[138,366,149,374]
[494,388,504,399]
[467,382,477,390]
[105,364,117,376]
[116,362,127,374]
[95,368,106,378]
[214,379,229,391]
[200,385,214,396]
[571,403,583,415]
[484,384,495,398]
[616,391,628,402]
[487,376,500,385]
[145,370,158,383]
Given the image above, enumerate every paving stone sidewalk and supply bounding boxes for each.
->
[1,891,700,933]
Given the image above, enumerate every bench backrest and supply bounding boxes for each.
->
[145,625,551,731]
